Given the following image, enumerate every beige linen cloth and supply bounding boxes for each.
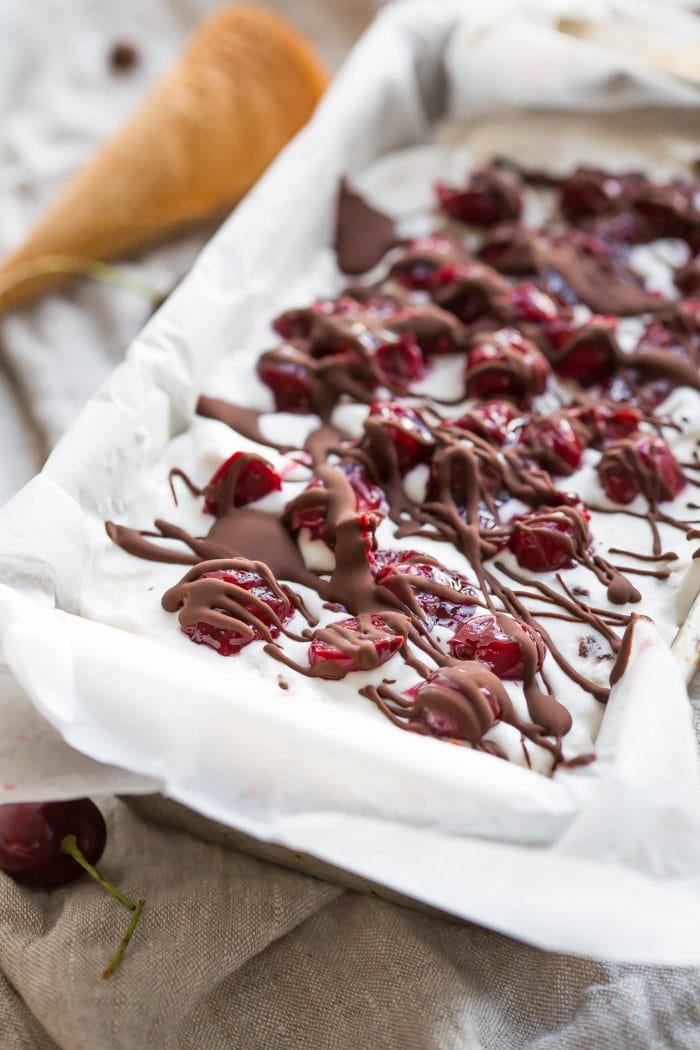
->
[2,2,700,1048]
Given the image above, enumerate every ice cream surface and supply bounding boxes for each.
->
[84,116,700,777]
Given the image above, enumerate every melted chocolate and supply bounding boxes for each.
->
[335,181,401,275]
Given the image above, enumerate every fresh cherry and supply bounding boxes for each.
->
[0,799,106,887]
[184,568,292,655]
[204,453,281,515]
[0,800,145,979]
[308,615,404,678]
[448,613,544,679]
[598,434,686,505]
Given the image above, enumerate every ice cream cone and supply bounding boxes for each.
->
[0,4,327,312]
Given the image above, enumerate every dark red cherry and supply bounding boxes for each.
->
[435,170,521,226]
[571,402,642,446]
[289,462,385,544]
[308,615,403,679]
[376,559,476,628]
[0,799,106,887]
[559,168,627,220]
[405,672,502,740]
[448,400,516,446]
[517,414,584,475]
[366,401,434,473]
[464,329,549,399]
[598,435,686,505]
[184,568,292,656]
[389,234,460,290]
[204,453,281,515]
[509,509,589,572]
[554,319,618,387]
[448,613,544,680]
[257,355,313,413]
[376,332,424,387]
[507,282,559,323]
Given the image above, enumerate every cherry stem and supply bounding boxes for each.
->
[60,834,137,912]
[102,898,146,981]
[0,253,164,305]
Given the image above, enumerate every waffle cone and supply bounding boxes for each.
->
[0,5,327,311]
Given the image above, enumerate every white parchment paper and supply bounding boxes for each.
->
[2,0,700,962]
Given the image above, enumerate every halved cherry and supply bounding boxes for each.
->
[308,614,404,679]
[516,414,584,476]
[464,329,549,399]
[257,354,313,413]
[504,282,579,351]
[598,434,686,505]
[559,168,629,220]
[288,461,385,544]
[435,170,521,226]
[554,319,618,387]
[571,402,642,446]
[448,400,516,446]
[183,568,292,656]
[376,558,476,628]
[376,332,424,387]
[509,509,590,572]
[389,234,461,290]
[404,672,503,740]
[204,453,281,515]
[428,262,507,325]
[507,282,559,323]
[365,401,434,474]
[448,613,544,679]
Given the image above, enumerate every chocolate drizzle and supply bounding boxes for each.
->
[335,181,401,275]
[106,161,700,773]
